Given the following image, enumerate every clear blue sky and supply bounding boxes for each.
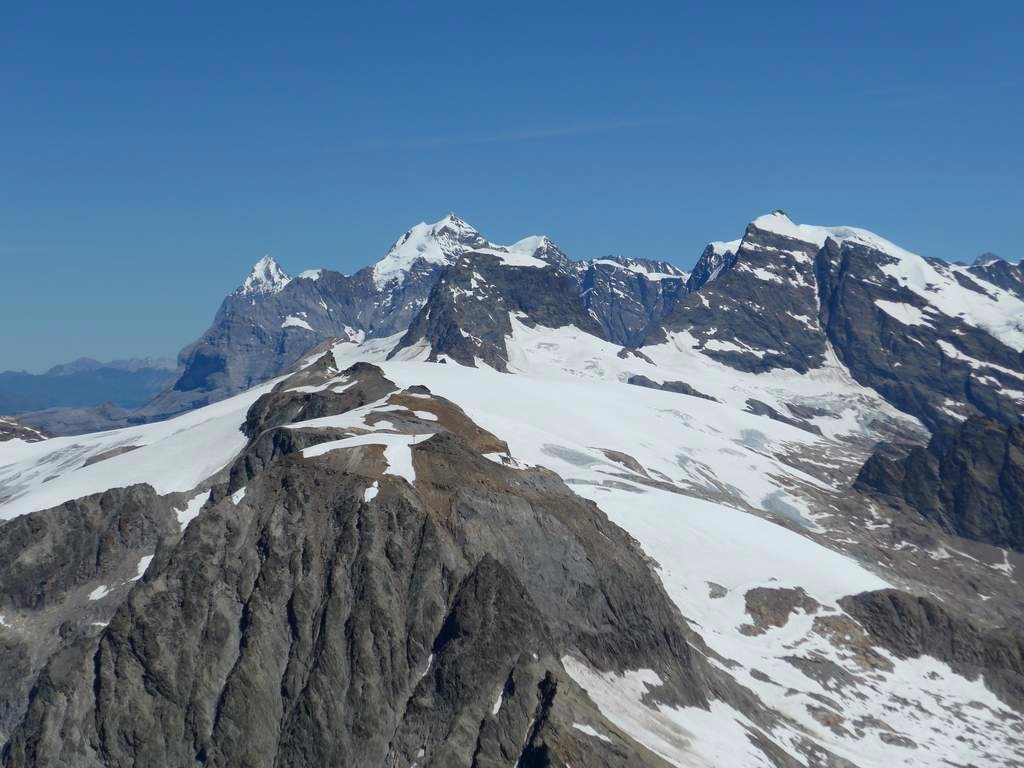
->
[1,1,1021,371]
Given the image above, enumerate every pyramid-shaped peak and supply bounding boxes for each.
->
[238,255,291,296]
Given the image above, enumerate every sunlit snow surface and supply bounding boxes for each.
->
[0,378,281,520]
[369,322,1021,767]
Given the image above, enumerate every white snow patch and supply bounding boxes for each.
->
[710,238,742,256]
[363,481,379,502]
[302,433,430,484]
[563,658,765,767]
[282,315,314,331]
[571,723,611,743]
[88,585,111,601]
[239,255,290,295]
[130,555,154,582]
[231,486,247,504]
[372,214,484,288]
[492,689,505,716]
[176,490,211,530]
[874,300,932,327]
[588,258,686,281]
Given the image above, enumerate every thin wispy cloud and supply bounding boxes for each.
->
[339,116,677,153]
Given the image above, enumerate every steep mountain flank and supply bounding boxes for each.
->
[816,238,1024,431]
[649,214,829,373]
[968,255,1024,300]
[856,416,1024,551]
[0,484,179,744]
[389,249,605,369]
[576,256,688,347]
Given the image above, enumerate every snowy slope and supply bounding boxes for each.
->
[0,378,281,520]
[365,333,1020,766]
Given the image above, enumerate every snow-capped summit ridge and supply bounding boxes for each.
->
[709,239,742,257]
[749,211,918,260]
[238,255,291,296]
[372,213,490,289]
[371,214,573,287]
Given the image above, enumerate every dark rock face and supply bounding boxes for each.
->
[626,375,718,402]
[576,257,688,347]
[686,242,738,293]
[743,399,822,435]
[1,363,776,767]
[390,251,606,369]
[842,589,1024,710]
[741,587,819,636]
[816,240,1024,432]
[651,220,828,373]
[856,416,1024,551]
[155,266,407,416]
[0,485,178,745]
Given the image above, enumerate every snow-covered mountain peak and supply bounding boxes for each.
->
[434,211,477,237]
[238,255,291,296]
[748,211,919,261]
[974,252,1010,268]
[709,239,742,257]
[372,214,490,289]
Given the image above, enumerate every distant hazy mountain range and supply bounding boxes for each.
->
[0,357,176,414]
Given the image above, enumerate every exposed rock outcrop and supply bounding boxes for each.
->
[842,589,1024,711]
[856,416,1024,551]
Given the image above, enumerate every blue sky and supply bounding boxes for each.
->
[1,1,1021,371]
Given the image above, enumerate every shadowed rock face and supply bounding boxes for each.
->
[576,257,688,348]
[626,374,718,402]
[816,240,1024,432]
[389,251,607,369]
[841,589,1024,711]
[856,416,1024,552]
[0,362,783,767]
[0,484,179,745]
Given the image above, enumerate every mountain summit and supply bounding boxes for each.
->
[238,255,291,296]
[372,213,489,289]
